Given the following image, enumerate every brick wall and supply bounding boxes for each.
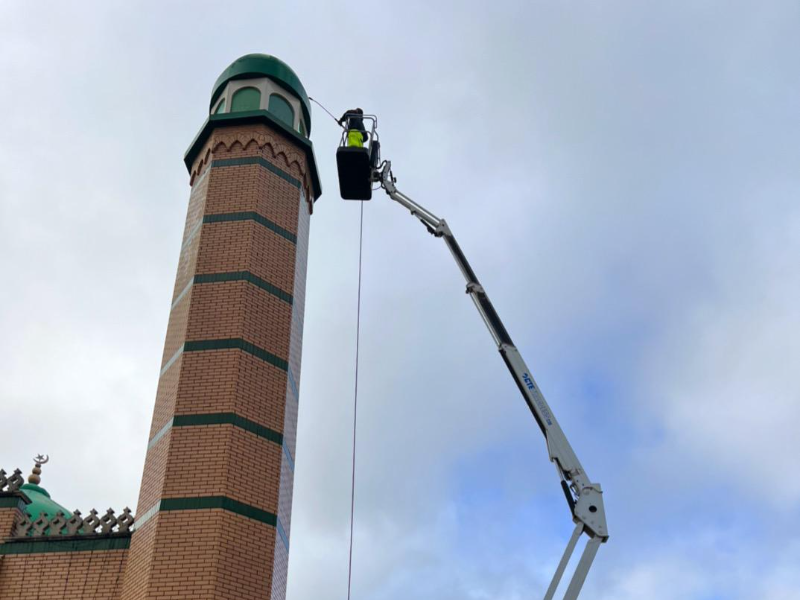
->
[120,121,314,600]
[0,497,24,538]
[0,537,129,600]
[0,493,131,600]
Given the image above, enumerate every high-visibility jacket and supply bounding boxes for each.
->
[339,110,368,146]
[347,130,364,148]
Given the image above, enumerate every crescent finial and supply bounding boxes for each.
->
[28,454,49,485]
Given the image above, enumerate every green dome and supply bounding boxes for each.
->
[211,53,312,134]
[20,483,71,521]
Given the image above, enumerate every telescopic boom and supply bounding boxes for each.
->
[377,160,609,600]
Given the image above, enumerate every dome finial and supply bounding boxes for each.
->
[28,454,49,485]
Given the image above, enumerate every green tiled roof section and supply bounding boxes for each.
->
[0,536,131,555]
[184,338,288,371]
[160,497,277,526]
[203,212,297,244]
[19,483,71,521]
[211,156,301,189]
[172,413,283,445]
[194,272,293,305]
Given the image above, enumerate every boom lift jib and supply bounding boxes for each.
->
[336,114,609,600]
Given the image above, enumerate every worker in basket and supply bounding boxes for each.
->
[338,108,368,148]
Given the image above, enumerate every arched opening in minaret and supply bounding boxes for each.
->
[268,93,294,128]
[231,87,261,112]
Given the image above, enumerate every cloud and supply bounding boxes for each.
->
[641,203,800,506]
[1,2,799,600]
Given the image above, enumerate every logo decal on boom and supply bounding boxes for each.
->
[522,373,553,426]
[522,373,535,390]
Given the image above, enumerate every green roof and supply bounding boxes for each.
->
[211,54,312,134]
[20,483,71,522]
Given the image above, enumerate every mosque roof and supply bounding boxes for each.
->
[20,455,71,524]
[20,482,71,521]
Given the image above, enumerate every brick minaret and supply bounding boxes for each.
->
[121,54,321,600]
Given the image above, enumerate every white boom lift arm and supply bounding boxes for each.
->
[375,159,609,600]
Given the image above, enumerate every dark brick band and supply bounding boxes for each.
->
[211,157,301,189]
[160,496,278,527]
[147,413,284,449]
[194,272,293,305]
[173,413,283,443]
[171,271,293,313]
[134,497,288,550]
[184,338,288,371]
[203,212,297,244]
[0,536,131,555]
[160,339,290,379]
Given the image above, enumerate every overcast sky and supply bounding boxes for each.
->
[2,1,799,599]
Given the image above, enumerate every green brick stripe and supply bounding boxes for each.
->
[147,413,283,450]
[160,496,277,526]
[147,413,292,478]
[184,339,288,371]
[0,536,130,555]
[211,157,301,189]
[173,413,283,444]
[194,272,293,305]
[203,212,297,244]
[134,497,286,549]
[171,271,292,313]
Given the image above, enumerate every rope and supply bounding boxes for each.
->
[309,96,346,129]
[347,201,365,600]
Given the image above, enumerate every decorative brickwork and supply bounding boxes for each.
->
[121,113,315,600]
[0,470,24,493]
[12,507,134,538]
[188,126,316,202]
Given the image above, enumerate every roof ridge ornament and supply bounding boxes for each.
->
[0,468,25,492]
[28,454,49,485]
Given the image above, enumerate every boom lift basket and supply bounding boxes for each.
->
[337,114,380,200]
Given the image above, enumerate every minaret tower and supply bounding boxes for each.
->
[122,54,321,600]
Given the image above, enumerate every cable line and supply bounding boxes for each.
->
[347,201,365,600]
[310,96,346,129]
